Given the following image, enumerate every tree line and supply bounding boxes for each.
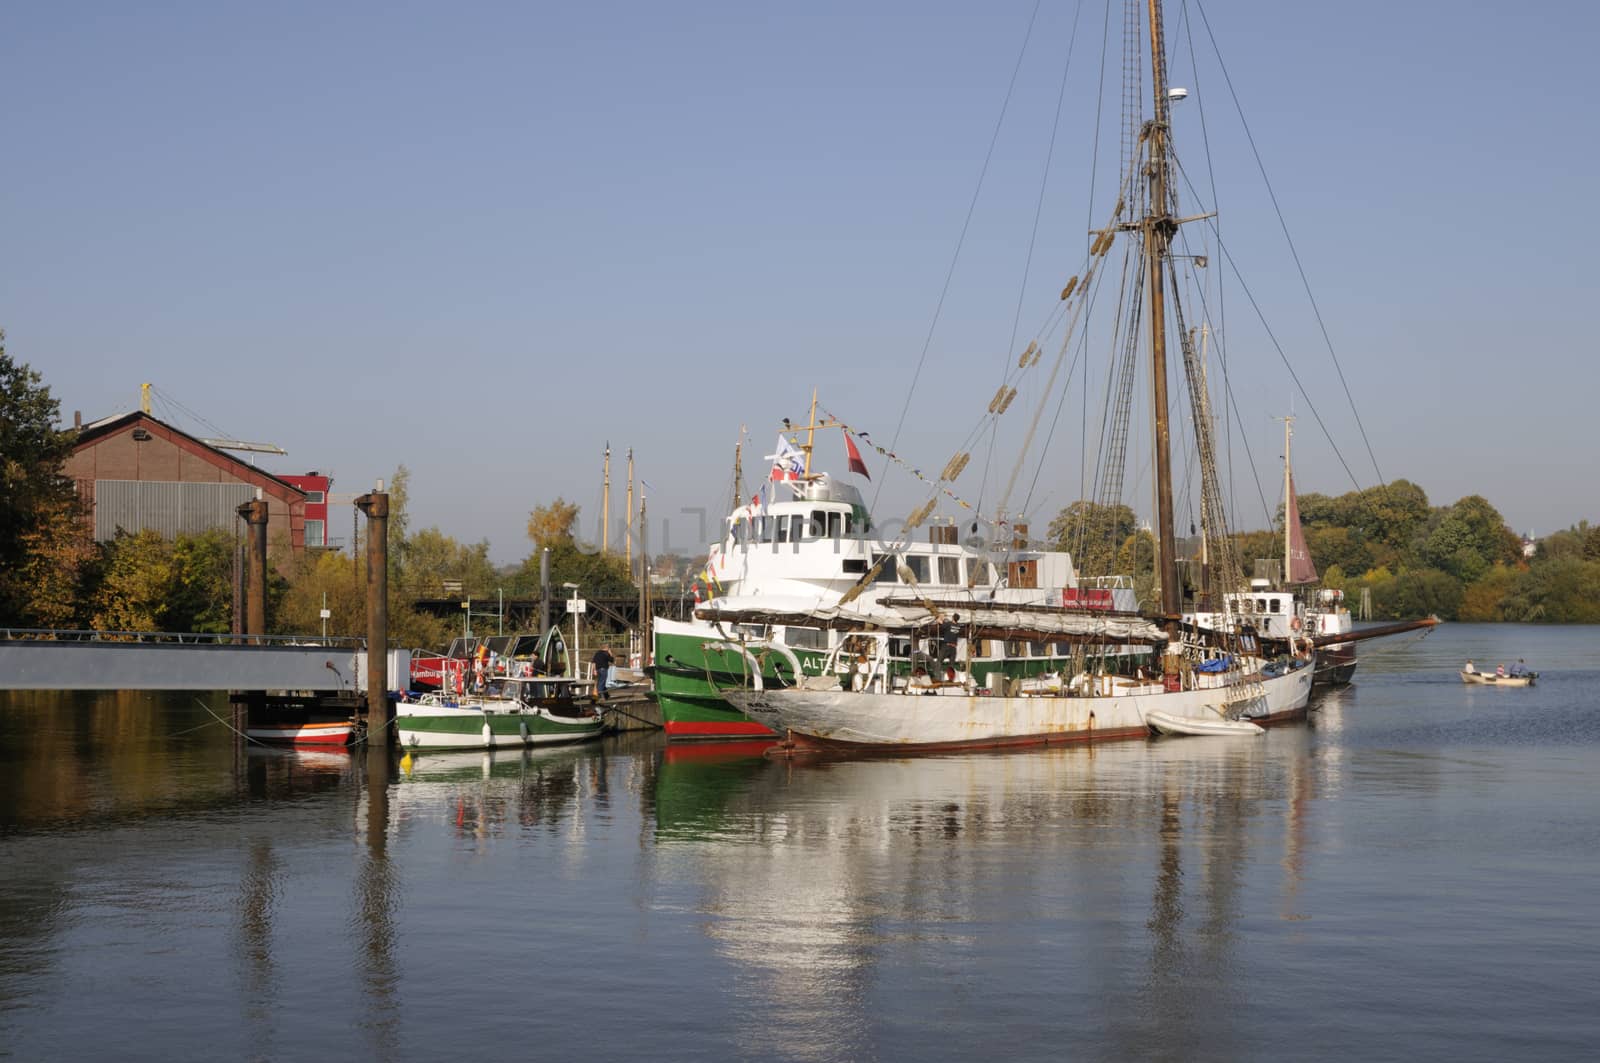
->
[1049,484,1600,623]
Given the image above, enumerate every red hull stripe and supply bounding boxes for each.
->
[664,720,777,739]
[247,724,353,746]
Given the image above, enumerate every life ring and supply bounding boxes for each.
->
[1289,616,1303,633]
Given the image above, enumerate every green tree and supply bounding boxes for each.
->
[92,531,175,631]
[1048,501,1137,576]
[276,549,365,638]
[1375,566,1461,621]
[1499,558,1600,623]
[168,529,236,633]
[11,494,99,627]
[1459,563,1517,622]
[0,335,83,623]
[510,498,635,608]
[400,527,497,599]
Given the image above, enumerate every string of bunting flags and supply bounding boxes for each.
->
[823,407,1027,535]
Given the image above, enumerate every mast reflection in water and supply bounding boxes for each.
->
[651,739,1312,1062]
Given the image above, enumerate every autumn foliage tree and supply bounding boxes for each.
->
[0,334,91,625]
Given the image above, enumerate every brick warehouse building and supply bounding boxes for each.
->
[65,411,313,551]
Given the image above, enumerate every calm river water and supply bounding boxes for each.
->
[2,623,1597,1062]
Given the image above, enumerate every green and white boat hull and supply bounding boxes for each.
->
[396,702,603,750]
[652,617,821,740]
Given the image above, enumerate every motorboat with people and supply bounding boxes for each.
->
[1460,660,1537,687]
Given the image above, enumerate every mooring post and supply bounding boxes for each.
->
[354,489,390,736]
[235,496,269,642]
[540,546,551,636]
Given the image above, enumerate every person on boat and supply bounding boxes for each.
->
[938,614,961,668]
[1463,660,1477,674]
[1495,663,1506,677]
[1508,659,1529,677]
[591,645,615,700]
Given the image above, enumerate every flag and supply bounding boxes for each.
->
[691,582,701,606]
[844,432,871,479]
[767,434,804,481]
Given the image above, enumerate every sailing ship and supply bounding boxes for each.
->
[1186,415,1440,686]
[720,0,1321,752]
[1187,416,1359,686]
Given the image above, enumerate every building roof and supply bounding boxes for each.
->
[72,410,307,500]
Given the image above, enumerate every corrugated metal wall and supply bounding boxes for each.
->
[93,480,258,541]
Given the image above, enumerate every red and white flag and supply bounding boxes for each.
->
[844,432,871,479]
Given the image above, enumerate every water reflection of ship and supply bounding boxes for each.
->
[652,741,1321,1058]
[393,744,612,842]
[653,740,778,841]
[242,745,353,800]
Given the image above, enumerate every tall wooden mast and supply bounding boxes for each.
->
[602,443,611,554]
[1144,0,1182,626]
[802,389,819,479]
[625,448,635,571]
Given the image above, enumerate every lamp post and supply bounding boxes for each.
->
[563,583,582,679]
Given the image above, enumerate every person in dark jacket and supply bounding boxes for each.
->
[592,646,615,700]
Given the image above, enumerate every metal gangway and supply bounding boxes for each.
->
[0,628,372,692]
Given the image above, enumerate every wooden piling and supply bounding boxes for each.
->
[354,491,390,738]
[235,498,269,640]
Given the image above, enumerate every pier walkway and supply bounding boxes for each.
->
[0,629,365,692]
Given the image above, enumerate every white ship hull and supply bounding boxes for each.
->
[724,665,1312,753]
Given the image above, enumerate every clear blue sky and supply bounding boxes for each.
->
[4,1,1593,563]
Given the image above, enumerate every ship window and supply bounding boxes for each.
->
[889,638,912,659]
[1030,641,1049,657]
[872,554,897,582]
[1256,598,1268,612]
[775,516,790,544]
[827,512,843,540]
[810,511,827,539]
[1270,599,1282,613]
[785,626,826,650]
[967,560,993,586]
[843,558,867,574]
[904,555,929,583]
[844,513,857,535]
[1006,640,1027,657]
[938,557,960,585]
